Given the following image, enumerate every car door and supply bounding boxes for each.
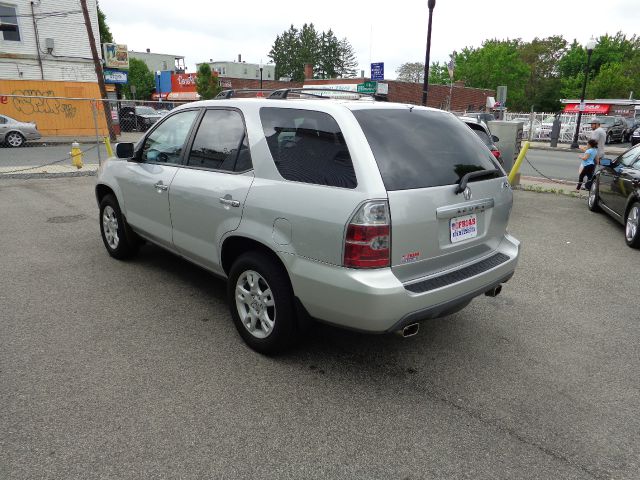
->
[116,109,200,248]
[169,108,255,274]
[599,146,640,217]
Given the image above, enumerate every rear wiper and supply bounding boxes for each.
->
[455,169,500,194]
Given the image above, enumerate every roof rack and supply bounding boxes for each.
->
[268,88,376,100]
[215,89,275,99]
[214,87,378,101]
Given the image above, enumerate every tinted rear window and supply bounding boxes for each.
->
[260,107,357,189]
[353,109,499,191]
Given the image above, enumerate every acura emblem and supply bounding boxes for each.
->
[463,187,472,201]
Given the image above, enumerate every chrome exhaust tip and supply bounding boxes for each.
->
[485,284,503,297]
[396,323,419,338]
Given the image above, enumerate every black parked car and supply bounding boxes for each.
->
[118,106,163,132]
[588,144,640,248]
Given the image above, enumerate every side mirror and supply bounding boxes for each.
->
[492,135,500,143]
[600,158,612,167]
[115,142,134,159]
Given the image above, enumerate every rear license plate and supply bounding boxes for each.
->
[450,214,477,243]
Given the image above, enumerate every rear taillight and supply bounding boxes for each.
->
[491,149,501,159]
[343,201,390,268]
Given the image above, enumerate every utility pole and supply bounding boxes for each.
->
[421,0,436,106]
[80,0,115,141]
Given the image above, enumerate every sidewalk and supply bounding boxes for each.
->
[527,140,627,156]
[36,132,143,145]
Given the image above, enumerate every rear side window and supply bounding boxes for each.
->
[353,109,499,191]
[187,109,252,172]
[259,107,357,188]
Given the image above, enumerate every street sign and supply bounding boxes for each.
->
[371,62,384,81]
[357,81,377,94]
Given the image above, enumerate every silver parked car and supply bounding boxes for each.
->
[96,90,520,354]
[0,114,42,147]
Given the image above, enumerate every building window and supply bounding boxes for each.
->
[0,4,21,41]
[243,67,247,75]
[268,71,271,79]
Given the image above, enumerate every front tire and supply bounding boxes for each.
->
[99,194,139,260]
[624,202,640,248]
[5,131,25,147]
[588,177,601,212]
[228,252,297,354]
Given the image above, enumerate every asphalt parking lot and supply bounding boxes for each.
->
[1,176,639,480]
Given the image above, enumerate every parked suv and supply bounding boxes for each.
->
[96,90,520,353]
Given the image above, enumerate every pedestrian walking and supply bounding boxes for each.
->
[577,139,598,191]
[586,119,606,164]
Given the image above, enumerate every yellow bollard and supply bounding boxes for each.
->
[508,141,530,185]
[104,136,113,157]
[70,141,83,169]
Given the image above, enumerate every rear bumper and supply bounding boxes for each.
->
[284,233,520,333]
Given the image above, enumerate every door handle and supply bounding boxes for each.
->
[154,182,169,191]
[219,197,240,208]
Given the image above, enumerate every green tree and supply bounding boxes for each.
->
[195,63,221,100]
[124,58,154,100]
[517,36,566,111]
[337,38,358,78]
[454,39,530,110]
[97,2,113,44]
[268,25,357,81]
[428,61,451,86]
[396,62,424,83]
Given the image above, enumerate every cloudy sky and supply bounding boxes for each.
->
[101,0,637,79]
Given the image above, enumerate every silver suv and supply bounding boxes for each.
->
[96,90,520,354]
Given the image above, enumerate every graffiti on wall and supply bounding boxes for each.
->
[11,90,77,118]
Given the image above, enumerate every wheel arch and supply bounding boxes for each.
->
[221,235,289,280]
[95,183,116,206]
[624,194,640,221]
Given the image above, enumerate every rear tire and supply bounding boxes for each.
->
[588,178,601,213]
[624,202,640,249]
[228,252,297,354]
[99,194,140,260]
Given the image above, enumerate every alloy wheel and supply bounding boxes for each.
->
[588,182,597,208]
[6,132,24,147]
[102,206,120,250]
[626,206,639,242]
[235,270,276,339]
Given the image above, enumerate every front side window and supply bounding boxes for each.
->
[0,4,20,41]
[353,108,499,191]
[141,109,198,164]
[187,109,252,172]
[260,107,357,189]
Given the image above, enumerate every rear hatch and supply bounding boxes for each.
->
[352,108,512,283]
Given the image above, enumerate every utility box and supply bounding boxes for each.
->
[488,120,524,173]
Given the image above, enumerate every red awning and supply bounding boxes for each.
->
[563,104,610,114]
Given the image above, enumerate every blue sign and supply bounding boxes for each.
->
[371,62,384,81]
[104,69,128,84]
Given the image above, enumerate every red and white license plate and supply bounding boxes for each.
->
[450,214,477,243]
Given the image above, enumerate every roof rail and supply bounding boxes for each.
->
[268,87,376,100]
[215,89,275,99]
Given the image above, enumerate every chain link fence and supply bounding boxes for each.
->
[504,112,597,143]
[0,94,190,175]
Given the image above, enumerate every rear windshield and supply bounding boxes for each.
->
[353,108,499,191]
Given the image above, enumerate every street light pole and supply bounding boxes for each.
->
[259,62,263,89]
[421,0,436,106]
[571,38,597,149]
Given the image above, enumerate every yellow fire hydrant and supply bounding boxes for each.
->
[70,141,83,169]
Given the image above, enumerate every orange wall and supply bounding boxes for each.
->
[0,80,108,137]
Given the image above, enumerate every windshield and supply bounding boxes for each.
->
[353,108,499,191]
[136,106,158,115]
